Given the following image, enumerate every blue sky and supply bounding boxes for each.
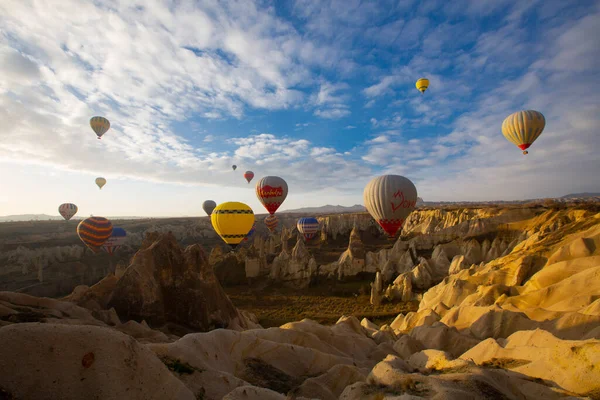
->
[1,0,599,217]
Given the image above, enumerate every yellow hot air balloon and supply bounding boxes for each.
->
[95,177,107,189]
[415,78,429,94]
[90,116,110,139]
[501,110,546,155]
[211,202,255,249]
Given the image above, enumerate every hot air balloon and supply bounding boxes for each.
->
[77,216,113,253]
[243,222,257,242]
[58,203,78,221]
[232,165,237,171]
[264,214,279,233]
[415,78,429,94]
[297,217,319,241]
[364,175,417,239]
[90,116,110,139]
[244,171,254,184]
[102,227,127,255]
[95,177,106,189]
[501,110,546,155]
[211,202,254,249]
[202,200,217,216]
[256,176,288,214]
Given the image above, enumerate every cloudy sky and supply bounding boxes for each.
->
[1,0,599,217]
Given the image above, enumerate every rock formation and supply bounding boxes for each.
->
[270,237,316,288]
[2,206,600,398]
[107,232,256,331]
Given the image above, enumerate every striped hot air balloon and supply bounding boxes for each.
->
[297,217,319,241]
[211,202,255,249]
[102,227,127,255]
[77,217,113,253]
[90,116,110,139]
[264,214,279,233]
[501,110,546,155]
[58,203,78,221]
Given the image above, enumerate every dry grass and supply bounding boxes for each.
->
[225,283,418,328]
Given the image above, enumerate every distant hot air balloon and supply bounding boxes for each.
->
[232,165,237,171]
[102,227,127,255]
[211,202,255,249]
[58,203,78,221]
[77,216,113,253]
[244,171,254,184]
[415,78,429,94]
[243,222,257,242]
[90,116,110,139]
[297,217,319,241]
[95,177,107,189]
[256,176,288,215]
[501,110,546,155]
[202,200,217,216]
[364,175,418,239]
[264,214,279,233]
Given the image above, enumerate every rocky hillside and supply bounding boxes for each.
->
[1,206,600,399]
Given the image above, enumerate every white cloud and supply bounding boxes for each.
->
[311,80,351,119]
[314,108,350,119]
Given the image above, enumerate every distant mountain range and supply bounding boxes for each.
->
[1,193,598,222]
[560,192,600,199]
[0,215,150,222]
[281,204,367,214]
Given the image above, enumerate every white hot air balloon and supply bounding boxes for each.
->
[363,175,418,239]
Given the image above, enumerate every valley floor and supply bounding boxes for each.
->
[225,283,418,327]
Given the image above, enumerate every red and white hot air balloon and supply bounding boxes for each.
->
[363,175,417,239]
[256,176,288,215]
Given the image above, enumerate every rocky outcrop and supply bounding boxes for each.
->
[107,232,256,331]
[0,323,195,400]
[270,237,316,288]
[336,226,367,279]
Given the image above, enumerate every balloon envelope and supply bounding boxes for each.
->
[415,78,429,94]
[243,222,257,242]
[256,176,288,214]
[264,214,279,233]
[58,203,78,221]
[297,217,319,241]
[501,110,546,155]
[232,165,237,171]
[102,227,126,255]
[211,202,254,249]
[364,175,417,238]
[77,217,113,253]
[95,177,106,189]
[202,200,217,216]
[244,171,254,183]
[90,116,110,139]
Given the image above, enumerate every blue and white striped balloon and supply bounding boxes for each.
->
[297,217,319,241]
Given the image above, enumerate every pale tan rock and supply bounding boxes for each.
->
[393,335,425,360]
[295,364,366,400]
[461,329,600,396]
[391,308,440,334]
[409,323,481,358]
[0,323,194,400]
